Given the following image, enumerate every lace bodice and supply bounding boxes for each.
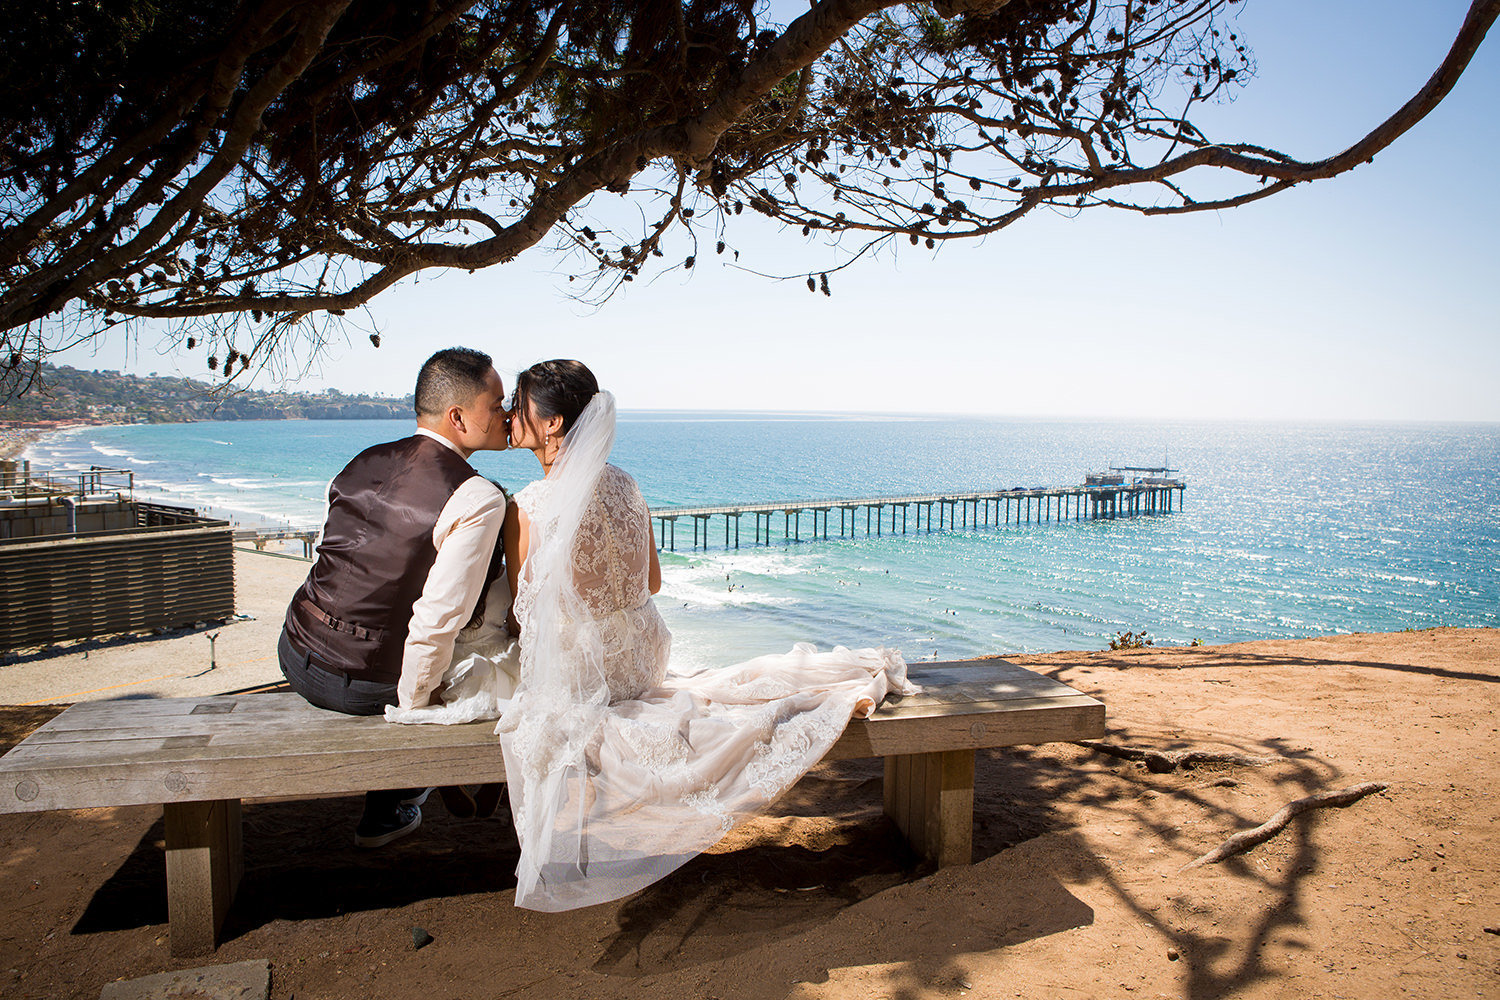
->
[514,464,668,702]
[517,465,654,618]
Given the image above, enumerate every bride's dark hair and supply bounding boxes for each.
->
[514,359,599,438]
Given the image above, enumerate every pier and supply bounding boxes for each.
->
[649,472,1185,552]
[231,526,321,558]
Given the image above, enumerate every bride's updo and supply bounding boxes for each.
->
[514,359,599,438]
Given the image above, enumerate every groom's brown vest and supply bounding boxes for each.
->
[282,435,480,684]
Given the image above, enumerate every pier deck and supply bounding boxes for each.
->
[650,481,1185,551]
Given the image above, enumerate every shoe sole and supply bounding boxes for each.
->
[353,812,421,848]
[400,788,433,808]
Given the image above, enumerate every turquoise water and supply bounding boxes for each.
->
[27,414,1500,666]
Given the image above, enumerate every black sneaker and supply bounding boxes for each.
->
[354,803,422,848]
[438,785,477,819]
[474,783,508,820]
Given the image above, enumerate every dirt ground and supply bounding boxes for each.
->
[1,628,1496,1000]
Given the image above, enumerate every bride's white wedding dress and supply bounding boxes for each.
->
[383,570,521,726]
[494,391,915,911]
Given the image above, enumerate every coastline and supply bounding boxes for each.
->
[0,602,1494,1000]
[2,418,135,462]
[0,423,58,461]
[6,420,321,535]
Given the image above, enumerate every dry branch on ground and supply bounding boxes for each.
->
[1181,780,1389,870]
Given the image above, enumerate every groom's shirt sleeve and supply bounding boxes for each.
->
[396,477,507,709]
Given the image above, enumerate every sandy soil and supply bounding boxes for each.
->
[0,626,1495,1000]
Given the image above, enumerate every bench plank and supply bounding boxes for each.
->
[10,690,1101,762]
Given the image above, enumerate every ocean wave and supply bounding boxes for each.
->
[671,550,818,579]
[91,444,155,463]
[657,578,792,609]
[209,476,275,490]
[129,476,322,525]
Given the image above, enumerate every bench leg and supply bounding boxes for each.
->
[163,799,243,957]
[883,749,974,867]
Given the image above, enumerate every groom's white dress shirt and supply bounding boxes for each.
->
[393,428,506,710]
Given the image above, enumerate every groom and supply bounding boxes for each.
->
[278,347,510,847]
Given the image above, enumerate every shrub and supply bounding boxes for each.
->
[1109,630,1154,651]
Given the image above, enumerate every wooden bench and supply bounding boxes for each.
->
[0,657,1103,956]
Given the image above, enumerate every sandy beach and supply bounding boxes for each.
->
[0,426,47,462]
[0,549,1494,999]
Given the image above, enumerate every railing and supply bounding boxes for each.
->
[649,483,1179,518]
[233,525,321,558]
[0,464,135,501]
[648,481,1188,551]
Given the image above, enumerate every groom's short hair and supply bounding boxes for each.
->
[414,347,494,417]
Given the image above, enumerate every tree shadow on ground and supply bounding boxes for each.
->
[592,755,1097,983]
[680,727,1365,1000]
[66,720,1355,1000]
[1032,725,1365,1000]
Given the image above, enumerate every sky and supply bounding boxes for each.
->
[52,0,1500,421]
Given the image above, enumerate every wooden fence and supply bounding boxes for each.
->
[0,519,235,651]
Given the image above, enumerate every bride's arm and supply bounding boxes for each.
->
[646,512,661,594]
[503,501,528,635]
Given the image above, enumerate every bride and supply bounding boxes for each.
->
[415,359,915,911]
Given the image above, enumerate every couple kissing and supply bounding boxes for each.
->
[279,347,915,912]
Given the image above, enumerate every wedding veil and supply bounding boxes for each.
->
[497,391,653,909]
[510,389,616,711]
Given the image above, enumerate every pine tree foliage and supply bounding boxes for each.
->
[1,0,1495,395]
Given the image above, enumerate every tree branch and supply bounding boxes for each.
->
[1181,781,1389,870]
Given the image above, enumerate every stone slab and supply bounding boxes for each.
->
[98,958,270,1000]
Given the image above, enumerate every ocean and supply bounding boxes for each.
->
[25,414,1499,668]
